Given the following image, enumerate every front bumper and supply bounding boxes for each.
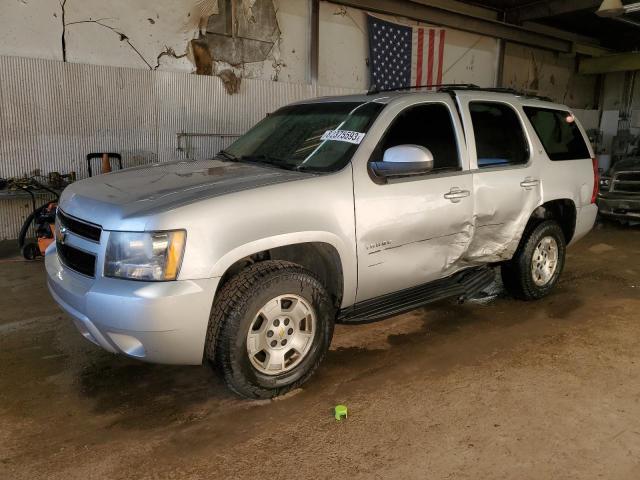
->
[597,194,640,220]
[46,246,219,365]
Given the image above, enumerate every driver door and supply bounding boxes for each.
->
[352,98,474,302]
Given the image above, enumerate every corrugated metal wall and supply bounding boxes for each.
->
[0,55,360,240]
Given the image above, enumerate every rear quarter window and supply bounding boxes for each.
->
[523,107,590,161]
[469,102,529,168]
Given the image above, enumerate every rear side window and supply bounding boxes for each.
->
[523,107,590,161]
[469,102,529,168]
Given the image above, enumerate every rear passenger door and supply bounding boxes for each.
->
[456,93,542,262]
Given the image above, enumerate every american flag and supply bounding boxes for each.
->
[367,15,446,90]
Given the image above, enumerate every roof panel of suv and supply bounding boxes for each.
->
[289,89,568,111]
[290,90,452,106]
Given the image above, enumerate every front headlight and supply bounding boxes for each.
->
[104,230,186,281]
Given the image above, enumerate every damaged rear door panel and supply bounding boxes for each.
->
[455,93,543,262]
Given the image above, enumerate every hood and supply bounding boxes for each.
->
[59,159,310,230]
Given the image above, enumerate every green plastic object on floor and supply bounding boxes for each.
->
[334,404,348,421]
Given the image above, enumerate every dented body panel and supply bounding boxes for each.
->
[456,92,544,263]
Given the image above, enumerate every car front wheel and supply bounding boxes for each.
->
[206,260,335,399]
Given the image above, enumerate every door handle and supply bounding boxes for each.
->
[443,187,471,203]
[520,177,540,190]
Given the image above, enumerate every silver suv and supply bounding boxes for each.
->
[46,88,598,398]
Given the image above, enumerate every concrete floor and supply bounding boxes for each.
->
[1,221,639,479]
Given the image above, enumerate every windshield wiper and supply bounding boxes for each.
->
[239,154,298,171]
[220,153,317,173]
[215,150,238,162]
[295,164,319,173]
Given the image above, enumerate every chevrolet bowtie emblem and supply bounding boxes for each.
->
[58,226,68,245]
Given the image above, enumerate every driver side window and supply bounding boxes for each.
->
[373,103,461,172]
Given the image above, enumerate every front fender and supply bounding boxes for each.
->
[209,231,357,308]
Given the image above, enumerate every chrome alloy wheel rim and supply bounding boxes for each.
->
[246,294,315,375]
[531,236,559,286]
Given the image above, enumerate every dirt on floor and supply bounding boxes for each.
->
[1,221,640,479]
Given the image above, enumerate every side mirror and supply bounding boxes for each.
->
[370,145,434,179]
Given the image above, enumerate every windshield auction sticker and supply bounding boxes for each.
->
[321,129,365,144]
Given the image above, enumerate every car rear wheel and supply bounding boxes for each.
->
[501,220,566,300]
[206,260,335,399]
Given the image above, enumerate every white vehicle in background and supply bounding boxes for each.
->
[46,86,598,398]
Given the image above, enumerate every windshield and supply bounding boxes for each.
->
[222,101,385,172]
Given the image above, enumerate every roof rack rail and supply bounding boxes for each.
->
[438,85,553,101]
[367,83,553,102]
[366,83,479,95]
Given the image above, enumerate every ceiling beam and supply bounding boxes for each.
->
[521,22,609,56]
[521,21,601,46]
[329,0,572,52]
[579,52,640,74]
[506,0,601,24]
[409,0,498,21]
[573,42,611,57]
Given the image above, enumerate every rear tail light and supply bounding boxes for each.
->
[591,157,599,203]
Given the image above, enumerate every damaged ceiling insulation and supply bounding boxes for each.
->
[191,0,282,94]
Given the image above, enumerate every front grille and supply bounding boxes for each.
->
[612,171,640,195]
[617,172,640,182]
[57,242,96,277]
[58,210,101,242]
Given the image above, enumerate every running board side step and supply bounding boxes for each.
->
[337,267,496,324]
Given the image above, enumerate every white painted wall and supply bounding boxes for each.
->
[271,0,310,84]
[0,0,310,83]
[503,43,598,109]
[1,0,63,61]
[0,0,207,69]
[319,2,498,90]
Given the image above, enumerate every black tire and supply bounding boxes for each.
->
[206,260,335,399]
[17,202,50,249]
[21,242,40,260]
[501,220,566,300]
